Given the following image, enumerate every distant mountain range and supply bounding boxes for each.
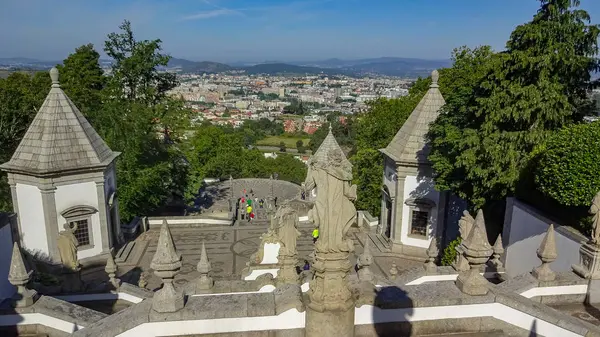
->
[0,56,452,78]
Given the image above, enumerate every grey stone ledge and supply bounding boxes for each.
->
[72,298,152,337]
[119,282,154,299]
[33,296,107,327]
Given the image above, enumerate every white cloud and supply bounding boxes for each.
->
[180,8,239,21]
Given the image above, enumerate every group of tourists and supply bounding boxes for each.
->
[239,189,270,222]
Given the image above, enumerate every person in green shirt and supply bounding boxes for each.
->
[312,228,319,244]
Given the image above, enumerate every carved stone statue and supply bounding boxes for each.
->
[304,148,357,253]
[57,223,79,270]
[274,203,301,257]
[590,191,600,244]
[458,210,475,240]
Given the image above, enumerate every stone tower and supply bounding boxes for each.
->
[379,70,448,258]
[0,67,121,263]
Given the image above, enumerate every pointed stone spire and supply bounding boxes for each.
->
[105,253,121,289]
[456,210,493,296]
[8,242,38,307]
[195,241,213,292]
[532,224,557,281]
[380,68,445,165]
[489,234,505,272]
[150,220,184,312]
[357,236,374,283]
[424,237,439,274]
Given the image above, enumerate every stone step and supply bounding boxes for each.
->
[415,330,505,337]
[115,241,136,264]
[368,233,391,254]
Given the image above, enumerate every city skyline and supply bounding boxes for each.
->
[2,0,600,63]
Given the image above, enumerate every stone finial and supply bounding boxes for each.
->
[532,224,557,281]
[150,220,184,312]
[424,237,439,274]
[196,241,213,291]
[431,69,439,86]
[8,242,38,307]
[357,237,374,283]
[50,67,60,87]
[455,209,493,296]
[489,234,505,271]
[105,253,121,289]
[389,262,398,280]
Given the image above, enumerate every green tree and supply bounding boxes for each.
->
[97,20,190,221]
[279,141,287,152]
[296,139,305,153]
[264,154,307,185]
[534,121,600,207]
[55,44,105,117]
[429,0,600,209]
[0,71,50,211]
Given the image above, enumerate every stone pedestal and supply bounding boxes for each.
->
[456,268,489,296]
[305,252,355,337]
[573,242,600,279]
[306,305,355,337]
[277,254,299,286]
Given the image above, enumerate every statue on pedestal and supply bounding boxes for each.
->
[304,148,357,254]
[573,192,600,279]
[58,223,79,271]
[304,128,357,337]
[275,203,301,257]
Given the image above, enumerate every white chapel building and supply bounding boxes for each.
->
[0,68,121,263]
[379,70,457,258]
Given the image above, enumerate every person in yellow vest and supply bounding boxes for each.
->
[312,227,319,244]
[246,205,252,222]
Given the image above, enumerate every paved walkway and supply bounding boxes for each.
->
[121,221,419,290]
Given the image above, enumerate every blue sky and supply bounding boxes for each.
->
[2,0,600,63]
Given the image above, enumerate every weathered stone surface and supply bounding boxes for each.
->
[35,296,107,327]
[424,237,438,274]
[532,224,558,281]
[274,283,304,314]
[72,298,152,337]
[456,210,493,296]
[151,220,184,313]
[489,234,504,272]
[573,241,600,280]
[195,241,214,293]
[8,242,38,308]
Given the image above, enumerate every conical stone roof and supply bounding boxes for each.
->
[537,224,557,260]
[380,70,445,165]
[151,220,182,271]
[0,67,119,176]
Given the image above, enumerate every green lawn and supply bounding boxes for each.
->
[256,135,311,148]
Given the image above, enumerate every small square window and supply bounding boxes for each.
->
[410,210,429,237]
[70,219,91,246]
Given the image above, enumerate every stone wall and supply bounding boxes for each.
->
[0,213,15,301]
[502,198,586,277]
[230,178,301,201]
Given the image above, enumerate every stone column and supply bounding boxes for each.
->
[306,251,355,337]
[357,237,374,283]
[39,185,60,262]
[95,180,111,252]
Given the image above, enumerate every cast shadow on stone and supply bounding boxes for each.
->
[372,286,413,337]
[119,266,144,289]
[528,320,537,337]
[0,299,23,336]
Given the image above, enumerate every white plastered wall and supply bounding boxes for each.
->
[16,183,48,255]
[400,175,440,248]
[55,182,103,260]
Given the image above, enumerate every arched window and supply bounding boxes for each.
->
[61,205,98,249]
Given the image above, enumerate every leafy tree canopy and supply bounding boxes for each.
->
[428,0,600,209]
